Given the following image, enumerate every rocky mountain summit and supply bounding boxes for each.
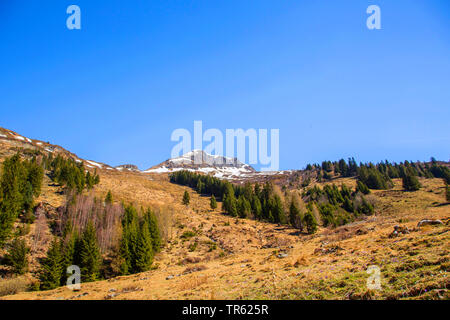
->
[115,164,140,172]
[144,150,256,179]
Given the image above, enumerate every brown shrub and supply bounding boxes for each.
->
[183,264,207,274]
[178,275,208,291]
[0,277,29,297]
[180,256,201,265]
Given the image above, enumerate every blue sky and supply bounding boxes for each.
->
[0,0,449,170]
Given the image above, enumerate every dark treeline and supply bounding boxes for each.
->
[0,154,44,246]
[306,157,450,190]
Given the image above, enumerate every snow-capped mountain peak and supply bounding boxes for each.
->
[143,150,256,179]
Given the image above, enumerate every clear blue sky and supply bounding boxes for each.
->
[1,1,449,170]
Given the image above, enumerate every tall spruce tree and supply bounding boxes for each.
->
[251,195,262,220]
[134,221,154,272]
[61,231,78,285]
[144,209,161,253]
[272,195,286,224]
[223,183,237,217]
[79,222,101,282]
[40,238,63,290]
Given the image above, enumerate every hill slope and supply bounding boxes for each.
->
[0,127,448,300]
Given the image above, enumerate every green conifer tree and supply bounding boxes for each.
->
[289,199,302,229]
[402,170,421,191]
[303,209,318,234]
[210,195,217,210]
[134,221,154,272]
[105,191,113,204]
[5,238,29,275]
[272,195,286,224]
[182,191,190,206]
[251,195,262,220]
[79,222,101,282]
[144,209,161,253]
[0,154,26,246]
[61,231,78,285]
[40,238,63,290]
[119,229,131,275]
[356,181,370,195]
[237,196,251,219]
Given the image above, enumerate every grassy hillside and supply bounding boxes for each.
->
[2,172,448,300]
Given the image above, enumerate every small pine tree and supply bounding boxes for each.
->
[402,171,421,191]
[79,222,101,282]
[40,238,63,290]
[303,210,317,234]
[105,191,113,204]
[182,191,190,206]
[5,238,29,275]
[358,196,374,215]
[356,181,370,195]
[289,200,302,229]
[210,195,217,210]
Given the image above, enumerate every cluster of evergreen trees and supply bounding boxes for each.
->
[44,154,100,193]
[0,154,44,246]
[171,171,287,223]
[305,158,450,191]
[40,221,102,290]
[302,184,374,228]
[39,200,162,290]
[119,206,161,275]
[171,170,377,234]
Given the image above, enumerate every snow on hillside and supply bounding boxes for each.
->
[143,150,256,179]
